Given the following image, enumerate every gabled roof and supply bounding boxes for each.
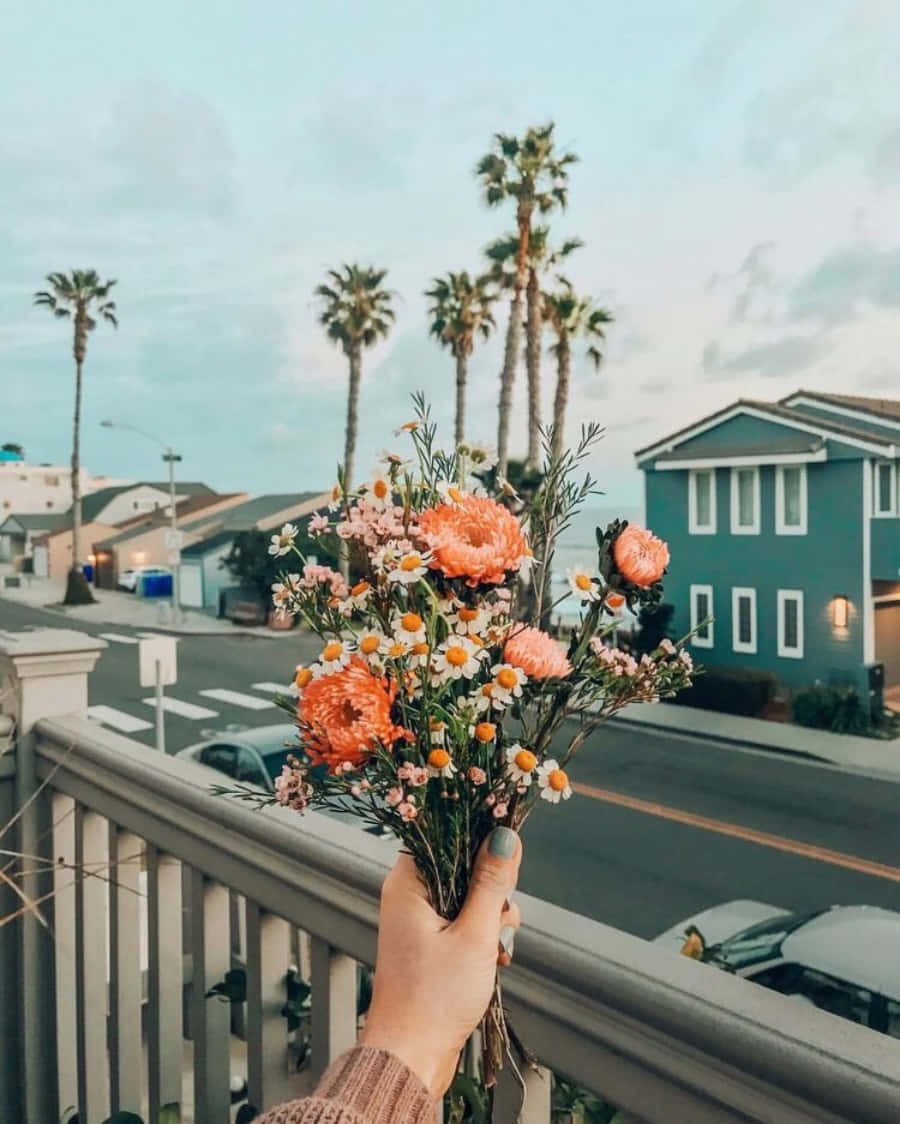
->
[781,390,900,422]
[92,493,247,549]
[0,512,70,534]
[81,481,218,523]
[181,492,329,555]
[635,394,898,466]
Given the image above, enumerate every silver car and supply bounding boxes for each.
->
[176,723,298,790]
[655,900,900,1039]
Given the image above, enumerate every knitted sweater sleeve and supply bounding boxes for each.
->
[255,1047,435,1124]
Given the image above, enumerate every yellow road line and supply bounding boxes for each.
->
[572,782,900,883]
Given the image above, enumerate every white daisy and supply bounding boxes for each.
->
[537,759,573,804]
[271,573,301,612]
[268,523,299,557]
[318,639,352,675]
[392,610,427,646]
[436,480,467,505]
[387,549,431,585]
[363,472,393,511]
[426,747,457,779]
[449,603,491,636]
[462,442,497,471]
[517,547,537,577]
[356,629,388,666]
[567,566,601,602]
[428,720,446,745]
[327,484,344,512]
[491,663,527,705]
[346,580,374,611]
[431,636,484,683]
[394,420,421,436]
[505,743,538,786]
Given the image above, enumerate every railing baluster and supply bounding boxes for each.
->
[52,792,78,1121]
[147,844,183,1120]
[108,826,143,1114]
[75,807,110,1121]
[309,937,357,1084]
[246,902,293,1111]
[190,869,231,1122]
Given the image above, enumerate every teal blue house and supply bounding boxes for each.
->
[636,391,900,709]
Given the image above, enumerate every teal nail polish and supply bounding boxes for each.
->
[488,826,517,858]
[499,925,516,957]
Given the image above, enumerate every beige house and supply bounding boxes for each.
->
[32,521,119,578]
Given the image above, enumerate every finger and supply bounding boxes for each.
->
[455,827,522,943]
[500,900,521,932]
[381,852,444,930]
[497,900,521,966]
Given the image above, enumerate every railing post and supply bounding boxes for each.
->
[0,628,105,1124]
[309,937,357,1084]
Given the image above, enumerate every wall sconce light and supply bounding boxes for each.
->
[832,595,849,629]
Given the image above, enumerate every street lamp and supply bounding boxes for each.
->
[100,419,183,620]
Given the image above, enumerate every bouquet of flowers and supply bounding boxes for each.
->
[222,398,696,1085]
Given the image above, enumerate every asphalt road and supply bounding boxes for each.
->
[2,599,898,940]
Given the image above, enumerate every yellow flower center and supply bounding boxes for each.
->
[575,574,593,592]
[294,666,313,688]
[448,485,464,503]
[351,580,370,597]
[322,642,343,662]
[388,642,405,659]
[401,612,423,633]
[373,479,389,499]
[446,645,468,667]
[458,607,479,622]
[496,668,518,690]
[514,749,537,772]
[481,684,494,697]
[412,641,429,656]
[359,636,381,655]
[548,768,569,792]
[474,722,496,743]
[428,748,450,769]
[400,554,423,572]
[606,592,625,608]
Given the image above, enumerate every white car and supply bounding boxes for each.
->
[118,564,172,592]
[655,900,900,1039]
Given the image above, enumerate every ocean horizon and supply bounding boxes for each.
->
[551,502,644,624]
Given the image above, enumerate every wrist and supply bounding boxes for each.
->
[360,1012,454,1098]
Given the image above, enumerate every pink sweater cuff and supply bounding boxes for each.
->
[256,1046,435,1124]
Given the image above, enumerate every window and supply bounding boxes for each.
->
[887,1000,900,1040]
[690,584,714,648]
[730,467,760,534]
[748,964,874,1030]
[200,743,267,787]
[732,587,757,653]
[874,461,896,516]
[43,473,60,486]
[777,590,804,658]
[775,465,807,534]
[688,470,716,534]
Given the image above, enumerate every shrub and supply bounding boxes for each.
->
[792,684,870,735]
[633,601,675,656]
[673,665,777,717]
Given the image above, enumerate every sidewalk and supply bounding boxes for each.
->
[611,700,900,780]
[0,572,294,639]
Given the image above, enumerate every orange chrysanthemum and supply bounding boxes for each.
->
[298,657,411,773]
[613,524,670,588]
[503,626,572,679]
[419,494,527,587]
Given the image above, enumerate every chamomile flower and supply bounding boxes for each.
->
[318,639,352,675]
[505,744,538,785]
[383,638,410,662]
[327,484,344,512]
[268,523,299,557]
[436,480,467,505]
[355,629,387,666]
[537,759,573,804]
[394,420,421,436]
[347,580,373,611]
[459,441,497,471]
[392,611,427,646]
[449,603,490,636]
[568,567,601,602]
[271,573,301,613]
[363,472,393,511]
[517,546,536,577]
[431,636,483,683]
[491,663,527,704]
[408,641,431,671]
[387,550,431,586]
[427,747,457,779]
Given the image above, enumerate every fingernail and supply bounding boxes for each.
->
[499,925,516,957]
[488,826,517,858]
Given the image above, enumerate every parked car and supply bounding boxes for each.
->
[655,901,900,1039]
[176,723,297,790]
[118,564,172,592]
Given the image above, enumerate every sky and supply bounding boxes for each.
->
[3,0,899,509]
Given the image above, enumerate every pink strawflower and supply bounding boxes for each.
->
[468,766,487,785]
[386,786,404,807]
[613,524,670,588]
[504,626,572,679]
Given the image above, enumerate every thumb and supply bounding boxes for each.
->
[455,827,521,941]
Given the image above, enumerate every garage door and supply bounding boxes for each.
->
[875,603,900,686]
[32,545,49,578]
[179,563,204,608]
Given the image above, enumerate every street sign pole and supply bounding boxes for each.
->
[155,658,165,753]
[140,636,177,754]
[163,448,183,624]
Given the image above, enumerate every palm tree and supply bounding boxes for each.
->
[542,278,613,462]
[476,123,577,476]
[315,264,395,496]
[485,227,582,467]
[34,270,118,605]
[425,271,496,445]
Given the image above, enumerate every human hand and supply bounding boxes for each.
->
[359,826,522,1098]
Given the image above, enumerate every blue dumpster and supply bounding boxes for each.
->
[82,563,94,582]
[139,573,173,598]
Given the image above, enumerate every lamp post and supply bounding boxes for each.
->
[100,419,183,621]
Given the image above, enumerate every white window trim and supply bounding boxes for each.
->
[688,469,716,534]
[732,587,757,654]
[777,589,804,659]
[730,467,761,535]
[775,464,808,535]
[690,584,714,648]
[873,460,896,517]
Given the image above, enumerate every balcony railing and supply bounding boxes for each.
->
[1,629,898,1124]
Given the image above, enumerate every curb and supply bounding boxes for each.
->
[606,712,827,764]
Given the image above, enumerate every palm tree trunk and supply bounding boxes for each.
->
[454,350,468,447]
[497,290,522,479]
[524,267,542,470]
[340,345,362,579]
[551,331,571,463]
[63,354,93,604]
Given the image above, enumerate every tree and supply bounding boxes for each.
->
[425,271,496,445]
[476,123,577,476]
[1,443,24,458]
[34,270,118,605]
[315,264,395,495]
[221,524,338,610]
[542,278,613,463]
[633,602,675,656]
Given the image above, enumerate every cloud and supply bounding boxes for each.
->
[703,334,827,380]
[638,378,671,396]
[732,242,776,321]
[789,243,900,325]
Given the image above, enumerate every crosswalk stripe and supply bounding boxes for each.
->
[99,633,141,645]
[199,688,277,710]
[141,696,219,719]
[251,682,292,694]
[87,705,153,733]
